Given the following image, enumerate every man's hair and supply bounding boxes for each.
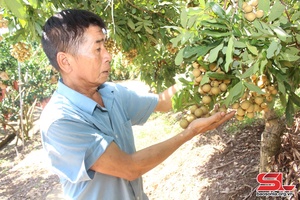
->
[41,9,106,70]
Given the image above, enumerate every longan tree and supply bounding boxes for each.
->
[171,0,300,172]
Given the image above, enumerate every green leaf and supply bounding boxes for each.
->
[269,1,286,22]
[258,0,270,13]
[208,42,224,63]
[290,92,300,107]
[4,0,27,19]
[144,26,153,34]
[267,40,281,59]
[272,26,290,42]
[225,36,234,72]
[206,72,236,80]
[183,45,214,58]
[127,19,135,30]
[246,43,258,55]
[180,8,188,28]
[240,64,255,79]
[244,81,264,94]
[224,81,244,107]
[200,73,210,85]
[201,20,228,30]
[285,98,294,127]
[202,30,231,38]
[175,48,184,65]
[134,25,143,32]
[279,53,300,62]
[208,2,226,19]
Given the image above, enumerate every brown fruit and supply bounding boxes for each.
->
[245,12,256,22]
[219,83,227,92]
[260,102,268,109]
[210,80,219,87]
[202,95,212,104]
[198,86,205,95]
[211,87,221,95]
[256,10,264,18]
[266,96,273,102]
[192,62,200,68]
[180,119,189,129]
[253,104,260,112]
[246,112,254,119]
[246,104,254,112]
[237,107,245,116]
[241,100,251,110]
[271,89,278,95]
[236,115,244,121]
[209,63,218,71]
[254,96,264,105]
[189,105,198,114]
[202,84,211,93]
[194,108,204,117]
[244,5,253,13]
[195,74,203,83]
[200,105,209,115]
[232,102,240,109]
[192,68,201,77]
[186,114,196,122]
[249,0,258,7]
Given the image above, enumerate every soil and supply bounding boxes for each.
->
[0,80,299,200]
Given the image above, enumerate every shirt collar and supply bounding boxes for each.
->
[56,80,115,115]
[57,80,97,115]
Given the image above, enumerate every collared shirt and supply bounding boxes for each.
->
[40,80,158,200]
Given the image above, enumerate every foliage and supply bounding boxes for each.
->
[170,0,300,126]
[0,0,187,92]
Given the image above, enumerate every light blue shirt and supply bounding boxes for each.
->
[40,80,158,200]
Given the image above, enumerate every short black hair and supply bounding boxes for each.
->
[41,9,106,70]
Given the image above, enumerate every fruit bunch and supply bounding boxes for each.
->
[105,38,120,55]
[242,0,264,22]
[0,14,8,29]
[167,43,178,54]
[10,42,32,62]
[193,62,230,105]
[180,103,228,129]
[232,74,278,121]
[179,61,231,129]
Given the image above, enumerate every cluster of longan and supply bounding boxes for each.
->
[10,42,32,62]
[105,38,120,55]
[122,49,138,65]
[242,0,264,22]
[193,62,230,105]
[179,103,227,129]
[166,43,178,54]
[0,14,8,28]
[179,62,231,129]
[232,74,278,121]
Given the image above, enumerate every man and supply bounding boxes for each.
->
[40,9,235,200]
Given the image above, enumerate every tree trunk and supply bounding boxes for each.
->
[259,109,285,173]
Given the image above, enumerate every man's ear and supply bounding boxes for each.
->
[57,52,72,73]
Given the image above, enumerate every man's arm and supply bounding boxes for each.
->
[90,111,235,181]
[154,85,177,112]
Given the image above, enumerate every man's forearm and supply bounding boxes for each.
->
[154,85,178,112]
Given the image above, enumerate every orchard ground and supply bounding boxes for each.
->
[0,80,299,200]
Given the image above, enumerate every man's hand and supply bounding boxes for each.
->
[186,111,236,137]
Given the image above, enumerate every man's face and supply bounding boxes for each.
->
[69,25,112,88]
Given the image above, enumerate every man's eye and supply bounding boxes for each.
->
[96,48,101,51]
